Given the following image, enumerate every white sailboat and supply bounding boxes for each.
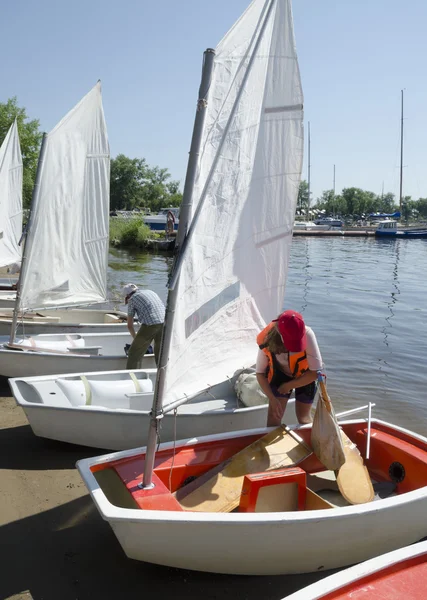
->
[75,0,427,577]
[0,119,23,305]
[0,85,133,335]
[10,0,303,444]
[0,83,154,376]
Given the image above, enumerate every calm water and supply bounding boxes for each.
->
[107,237,427,436]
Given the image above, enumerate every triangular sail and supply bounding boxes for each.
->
[0,120,23,268]
[163,0,303,404]
[18,82,110,311]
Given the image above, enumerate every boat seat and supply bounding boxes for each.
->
[67,345,102,355]
[177,398,229,413]
[28,380,72,407]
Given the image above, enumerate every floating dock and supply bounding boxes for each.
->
[293,229,376,237]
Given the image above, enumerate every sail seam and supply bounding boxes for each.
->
[265,103,303,113]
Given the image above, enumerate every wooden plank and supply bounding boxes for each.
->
[176,426,312,513]
[336,430,374,505]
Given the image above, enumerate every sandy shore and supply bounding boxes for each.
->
[0,379,333,600]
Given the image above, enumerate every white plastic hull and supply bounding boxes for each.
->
[0,332,155,377]
[0,309,129,335]
[10,369,286,450]
[15,399,268,450]
[77,421,427,575]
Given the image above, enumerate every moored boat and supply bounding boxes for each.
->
[283,540,427,599]
[375,220,427,238]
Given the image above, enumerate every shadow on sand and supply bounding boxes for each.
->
[0,493,334,600]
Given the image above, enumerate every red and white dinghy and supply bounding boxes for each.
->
[77,418,427,575]
[284,541,427,599]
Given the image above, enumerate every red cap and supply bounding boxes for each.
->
[274,310,307,352]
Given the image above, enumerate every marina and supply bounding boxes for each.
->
[1,0,427,598]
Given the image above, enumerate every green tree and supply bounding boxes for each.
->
[110,154,182,212]
[0,97,42,208]
[297,180,309,214]
[415,198,427,219]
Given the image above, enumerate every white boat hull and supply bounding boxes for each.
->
[77,421,427,575]
[0,308,129,335]
[10,369,291,450]
[0,332,155,377]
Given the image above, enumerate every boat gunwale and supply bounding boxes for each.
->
[283,540,427,599]
[76,418,427,524]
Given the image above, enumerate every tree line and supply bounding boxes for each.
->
[298,180,427,221]
[2,96,427,221]
[0,98,182,212]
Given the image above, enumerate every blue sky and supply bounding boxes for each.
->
[1,0,426,202]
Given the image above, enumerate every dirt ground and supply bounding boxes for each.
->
[0,379,332,600]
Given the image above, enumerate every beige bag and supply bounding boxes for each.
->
[311,383,345,471]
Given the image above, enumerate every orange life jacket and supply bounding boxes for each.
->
[257,322,309,383]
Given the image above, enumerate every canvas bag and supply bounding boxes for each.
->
[311,386,346,471]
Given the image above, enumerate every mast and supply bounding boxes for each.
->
[9,133,47,345]
[332,164,335,217]
[141,48,215,489]
[399,89,404,215]
[307,121,311,220]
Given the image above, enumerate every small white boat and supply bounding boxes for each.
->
[0,331,155,377]
[77,418,427,575]
[1,82,141,365]
[0,307,130,335]
[10,368,286,450]
[283,540,427,599]
[293,221,331,231]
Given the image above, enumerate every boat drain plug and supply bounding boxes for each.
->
[389,461,405,483]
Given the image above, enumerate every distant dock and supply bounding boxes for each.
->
[293,228,376,237]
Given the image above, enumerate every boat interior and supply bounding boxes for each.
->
[90,421,427,513]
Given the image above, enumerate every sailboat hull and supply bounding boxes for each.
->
[0,308,130,335]
[77,420,427,575]
[0,332,155,377]
[10,369,283,450]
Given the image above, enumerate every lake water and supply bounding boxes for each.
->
[107,236,427,436]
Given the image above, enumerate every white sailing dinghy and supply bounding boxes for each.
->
[0,88,132,333]
[0,83,154,376]
[0,119,23,305]
[10,0,304,445]
[76,0,427,576]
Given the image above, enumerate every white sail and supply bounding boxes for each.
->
[164,0,304,404]
[0,120,23,268]
[18,82,110,311]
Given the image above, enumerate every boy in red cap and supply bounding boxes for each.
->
[256,310,323,426]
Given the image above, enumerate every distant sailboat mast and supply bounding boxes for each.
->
[307,121,311,220]
[399,89,404,215]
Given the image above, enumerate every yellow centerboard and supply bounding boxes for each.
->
[175,426,312,513]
